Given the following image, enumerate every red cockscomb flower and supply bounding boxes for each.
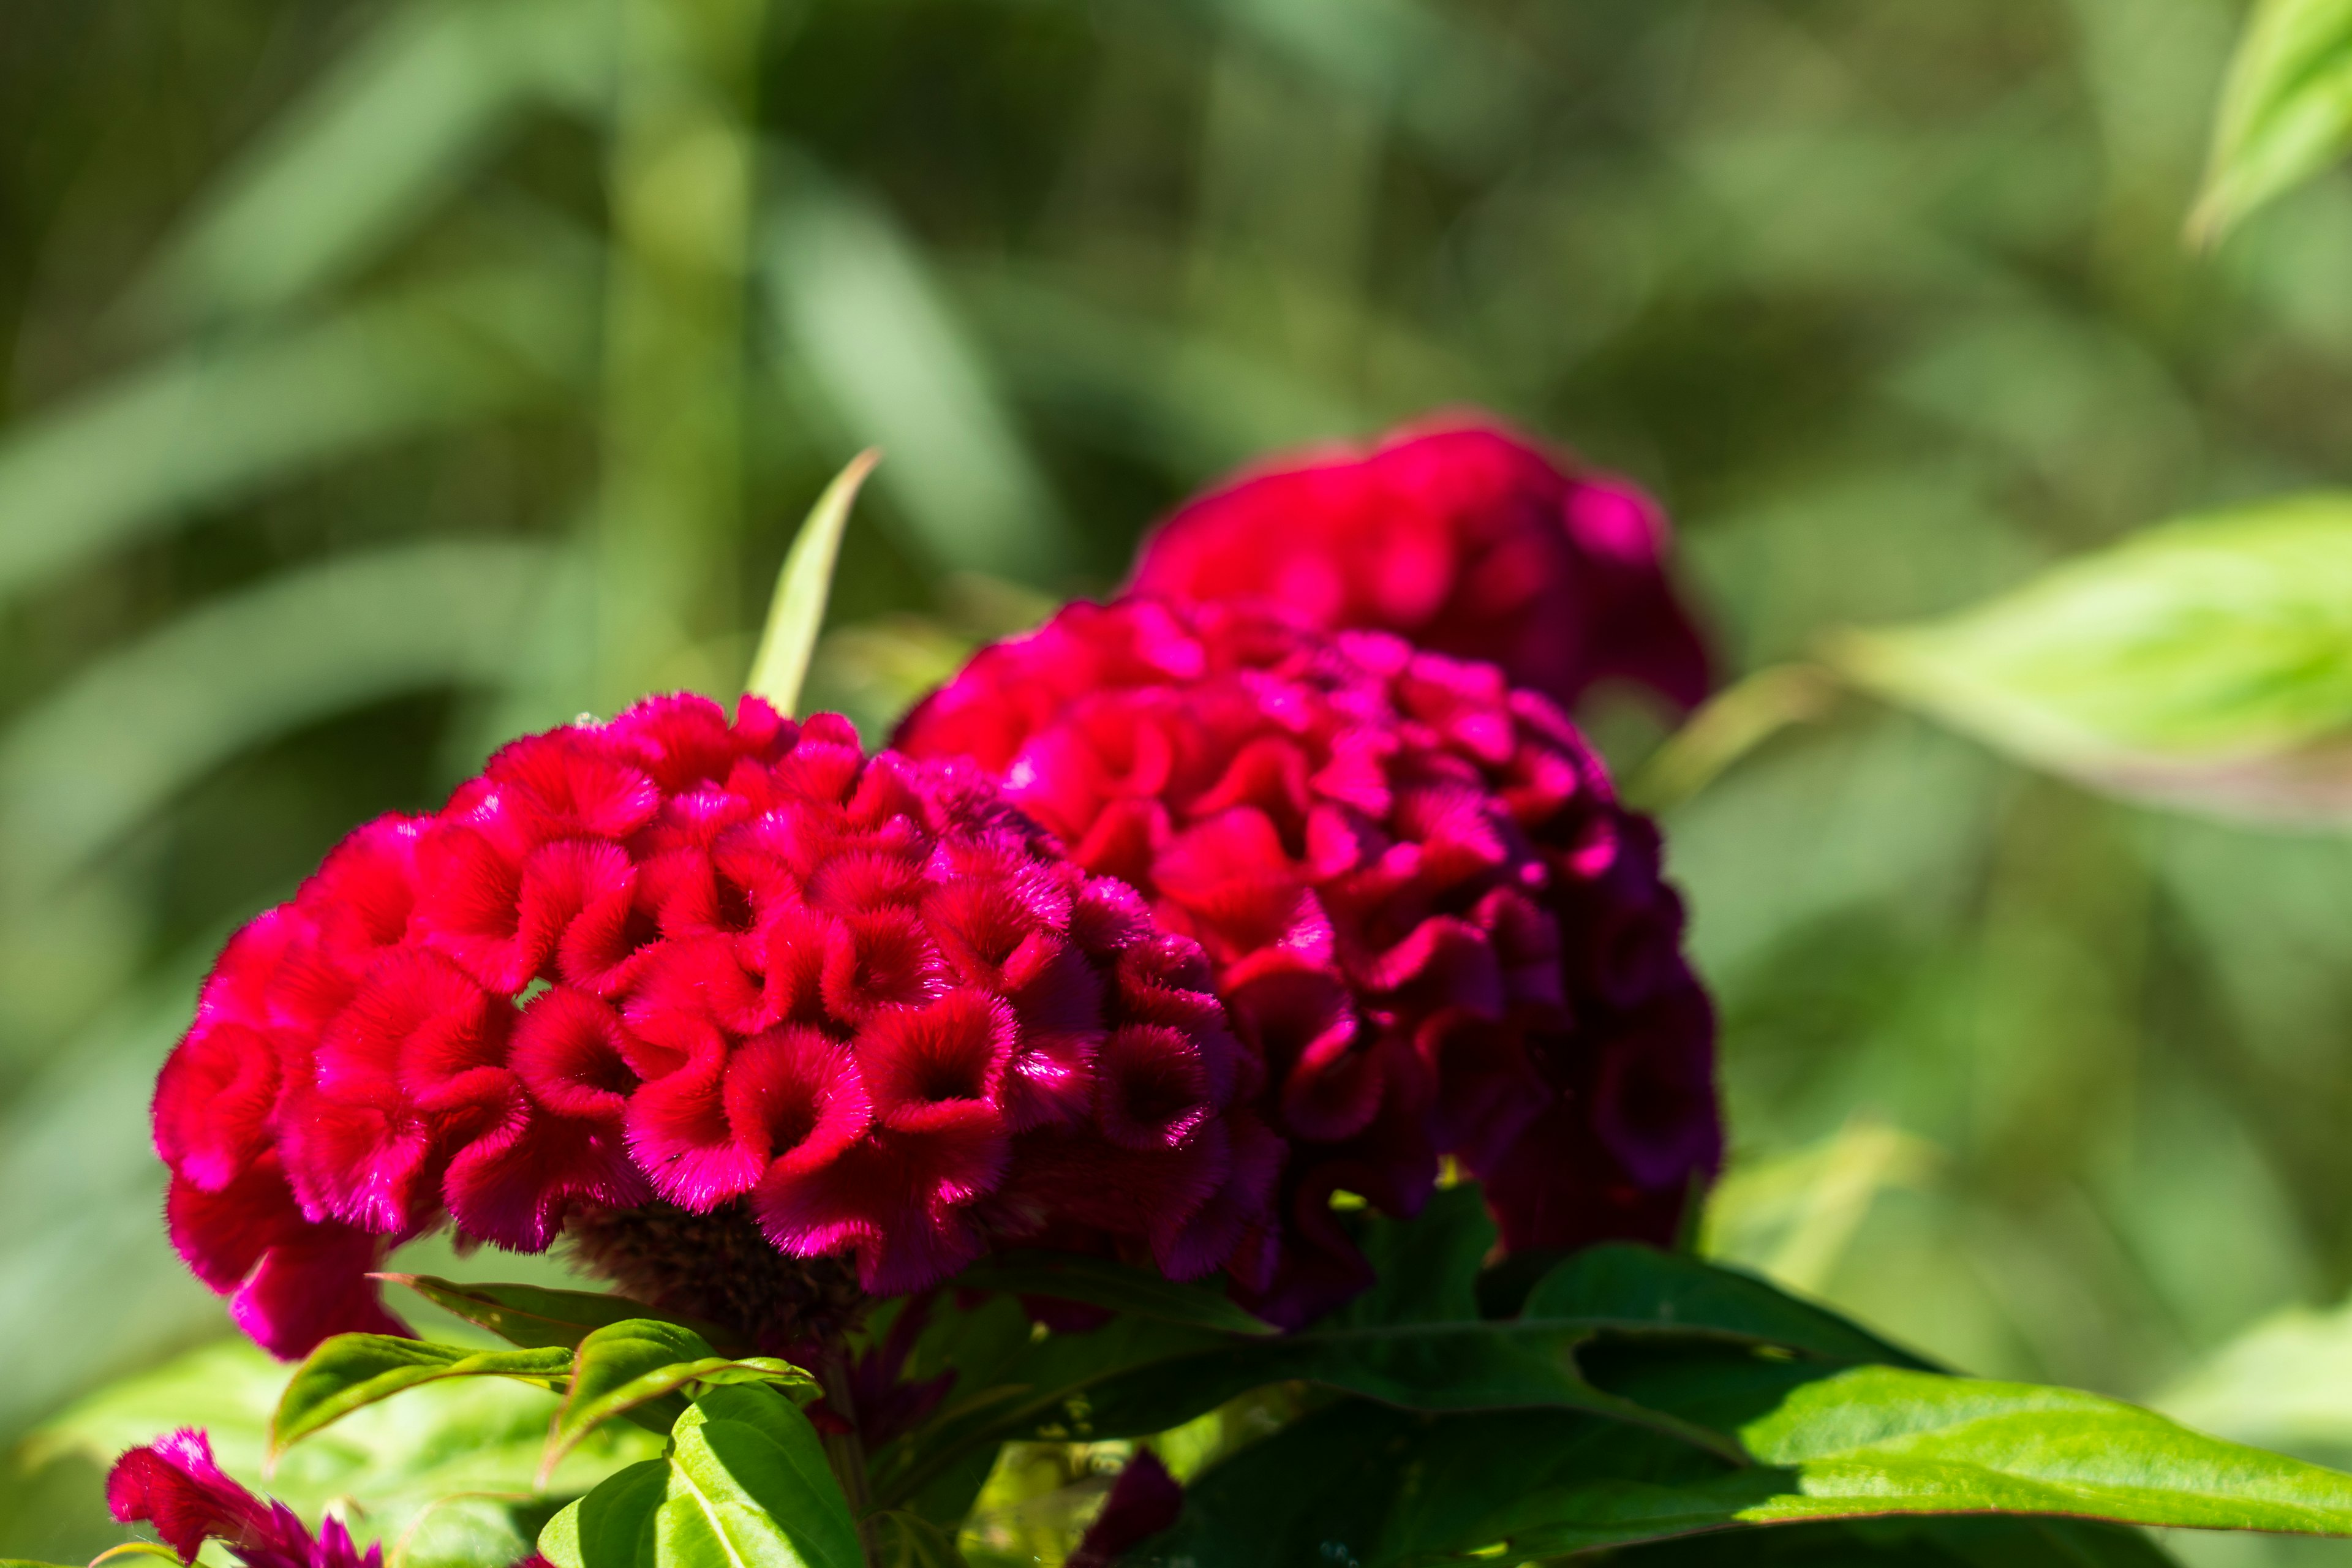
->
[1127,417,1711,717]
[897,598,1721,1325]
[154,696,1275,1358]
[109,1428,379,1568]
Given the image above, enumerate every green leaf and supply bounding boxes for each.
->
[946,1250,1279,1336]
[1481,1362,2352,1557]
[541,1387,864,1568]
[2157,1292,2352,1463]
[745,448,880,715]
[383,1274,737,1353]
[1058,1315,1746,1461]
[1521,1245,1937,1370]
[1336,1182,1494,1327]
[1596,1516,2177,1566]
[541,1458,669,1568]
[545,1318,816,1481]
[1831,494,2352,822]
[2193,0,2352,243]
[270,1333,573,1460]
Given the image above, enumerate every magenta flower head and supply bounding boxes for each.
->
[153,695,1275,1358]
[1127,416,1713,717]
[109,1428,378,1568]
[896,598,1721,1325]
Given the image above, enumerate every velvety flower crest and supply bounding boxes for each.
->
[1128,416,1713,716]
[109,1428,379,1568]
[154,695,1273,1357]
[897,598,1721,1324]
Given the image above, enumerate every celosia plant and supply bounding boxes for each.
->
[151,695,1274,1358]
[895,597,1720,1324]
[1128,417,1713,716]
[43,433,2352,1568]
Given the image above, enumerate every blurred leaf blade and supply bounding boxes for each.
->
[132,0,617,326]
[0,539,556,894]
[761,175,1074,585]
[2193,0,2352,243]
[271,1334,573,1460]
[1830,493,2352,821]
[745,447,876,715]
[0,267,593,610]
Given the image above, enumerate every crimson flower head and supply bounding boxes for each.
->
[109,1428,377,1568]
[896,598,1721,1325]
[1127,416,1712,717]
[154,695,1275,1358]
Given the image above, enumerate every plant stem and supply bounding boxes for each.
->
[595,0,767,708]
[816,1349,878,1566]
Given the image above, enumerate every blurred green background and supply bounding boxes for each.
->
[6,0,2352,1561]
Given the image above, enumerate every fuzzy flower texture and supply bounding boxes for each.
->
[109,1428,377,1568]
[899,598,1718,1323]
[154,697,1272,1357]
[152,413,1719,1351]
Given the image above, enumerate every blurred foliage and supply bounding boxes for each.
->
[7,1,2352,1564]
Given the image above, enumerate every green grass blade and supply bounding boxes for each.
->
[745,448,878,715]
[0,540,554,895]
[132,0,616,325]
[2192,0,2352,243]
[0,267,591,610]
[761,176,1074,584]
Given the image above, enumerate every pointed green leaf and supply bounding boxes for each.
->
[1521,1245,1937,1370]
[270,1333,573,1460]
[382,1275,739,1353]
[746,449,880,716]
[946,1250,1278,1336]
[2192,0,2352,243]
[540,1457,669,1568]
[663,1385,865,1568]
[543,1389,864,1568]
[1483,1363,2352,1556]
[543,1318,816,1482]
[1831,494,2352,823]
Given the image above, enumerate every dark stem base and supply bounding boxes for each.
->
[563,1200,870,1356]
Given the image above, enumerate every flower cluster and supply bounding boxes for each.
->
[109,1428,377,1568]
[1128,417,1712,717]
[896,597,1720,1324]
[153,696,1275,1358]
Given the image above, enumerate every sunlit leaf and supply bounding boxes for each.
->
[2193,0,2352,242]
[134,0,617,325]
[271,1333,573,1460]
[543,1318,815,1481]
[540,1386,862,1568]
[1482,1363,2352,1556]
[744,448,878,715]
[1832,494,2352,821]
[2157,1292,2352,1463]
